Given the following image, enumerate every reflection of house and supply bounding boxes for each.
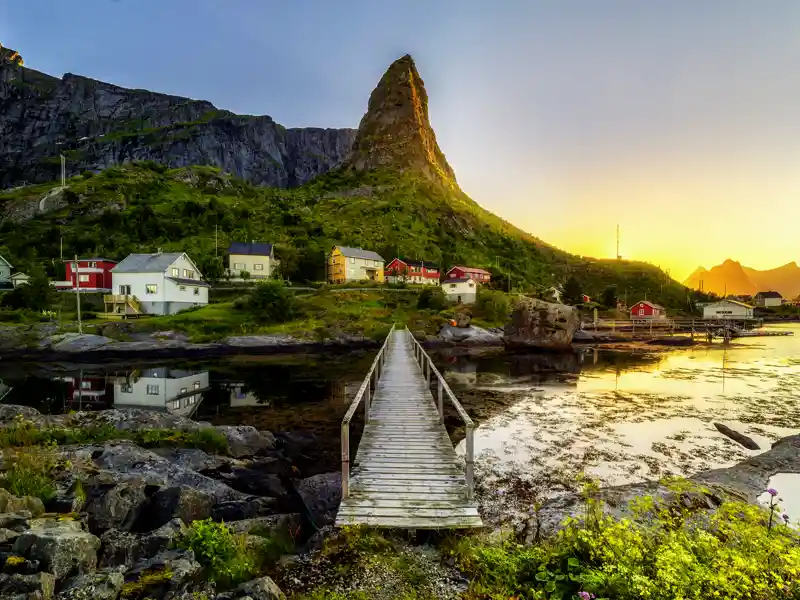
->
[754,291,783,307]
[0,380,11,402]
[227,242,277,281]
[543,286,563,303]
[630,300,666,320]
[113,368,209,417]
[326,246,385,284]
[702,300,754,319]
[64,375,113,409]
[385,258,440,285]
[441,277,478,304]
[55,258,117,292]
[226,383,269,408]
[0,255,12,290]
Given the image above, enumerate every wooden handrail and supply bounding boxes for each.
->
[341,323,395,499]
[404,326,476,501]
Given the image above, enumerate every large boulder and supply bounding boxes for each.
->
[12,519,100,580]
[0,489,45,517]
[84,478,149,533]
[438,324,503,345]
[0,405,41,424]
[140,486,215,530]
[297,472,341,528]
[122,550,201,599]
[98,519,184,568]
[215,576,285,600]
[215,426,275,458]
[0,572,56,600]
[504,297,579,350]
[56,569,124,600]
[213,467,287,499]
[151,448,227,472]
[227,513,302,538]
[210,497,278,522]
[46,334,113,353]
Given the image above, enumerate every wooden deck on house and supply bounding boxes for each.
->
[335,327,482,529]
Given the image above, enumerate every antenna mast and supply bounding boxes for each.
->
[616,224,621,260]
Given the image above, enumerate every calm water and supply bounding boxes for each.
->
[1,324,798,518]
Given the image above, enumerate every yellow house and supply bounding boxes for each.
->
[327,246,385,284]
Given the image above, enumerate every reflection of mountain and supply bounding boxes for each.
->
[0,380,10,402]
[113,368,208,418]
[684,259,800,297]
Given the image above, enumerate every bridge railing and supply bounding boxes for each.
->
[340,324,395,499]
[405,326,476,500]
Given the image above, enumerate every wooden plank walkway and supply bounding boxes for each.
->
[335,328,482,529]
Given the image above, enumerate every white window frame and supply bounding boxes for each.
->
[183,269,193,279]
[193,287,200,296]
[146,384,159,395]
[179,285,186,292]
[253,263,264,271]
[349,257,355,264]
[78,274,89,283]
[145,284,158,295]
[233,262,246,270]
[171,267,179,277]
[119,285,131,295]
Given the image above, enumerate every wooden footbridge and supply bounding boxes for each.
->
[335,326,482,529]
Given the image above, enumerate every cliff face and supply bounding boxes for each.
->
[344,54,457,189]
[0,54,356,189]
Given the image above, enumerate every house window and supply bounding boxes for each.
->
[171,399,181,410]
[193,287,199,296]
[233,262,246,270]
[120,383,132,393]
[468,282,474,288]
[146,284,158,294]
[80,381,92,389]
[88,261,97,268]
[171,267,179,277]
[183,269,194,279]
[179,285,186,292]
[639,309,644,315]
[119,285,131,295]
[146,384,159,395]
[78,274,89,283]
[194,381,200,390]
[450,284,456,289]
[350,257,355,264]
[180,387,188,394]
[253,264,263,271]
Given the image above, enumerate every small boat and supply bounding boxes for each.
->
[714,327,793,339]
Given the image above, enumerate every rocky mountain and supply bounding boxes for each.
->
[0,46,355,189]
[683,259,800,298]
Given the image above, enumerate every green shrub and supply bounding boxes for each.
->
[416,286,445,311]
[244,280,296,323]
[176,519,256,585]
[475,289,510,323]
[0,445,58,501]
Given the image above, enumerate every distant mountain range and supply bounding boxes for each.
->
[684,260,800,299]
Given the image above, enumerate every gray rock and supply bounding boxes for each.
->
[151,448,227,472]
[227,513,302,538]
[0,489,45,517]
[49,409,206,432]
[0,405,41,423]
[211,497,278,522]
[713,422,760,450]
[56,569,124,600]
[0,514,32,531]
[504,297,580,350]
[214,426,275,458]
[297,472,342,528]
[12,519,100,580]
[144,486,215,529]
[124,550,201,598]
[215,576,285,600]
[99,518,183,568]
[0,528,20,543]
[223,335,303,348]
[438,324,503,345]
[84,478,148,532]
[0,572,56,600]
[46,334,113,353]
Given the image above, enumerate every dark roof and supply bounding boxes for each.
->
[634,300,665,310]
[72,258,117,263]
[167,277,211,288]
[335,246,384,261]
[442,277,476,284]
[113,253,184,273]
[449,265,491,275]
[392,258,440,269]
[755,291,783,298]
[228,242,273,256]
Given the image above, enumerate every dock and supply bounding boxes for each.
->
[335,326,482,529]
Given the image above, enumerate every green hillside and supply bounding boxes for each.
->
[0,162,697,310]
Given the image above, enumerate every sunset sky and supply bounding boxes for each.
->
[2,0,798,280]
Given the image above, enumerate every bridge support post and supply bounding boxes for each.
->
[364,385,370,424]
[437,379,444,423]
[341,423,350,499]
[465,425,475,500]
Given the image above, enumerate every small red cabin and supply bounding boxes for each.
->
[56,258,117,292]
[385,258,440,285]
[446,265,491,283]
[630,300,666,320]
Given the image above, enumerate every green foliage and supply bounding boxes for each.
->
[1,266,55,311]
[600,285,617,309]
[244,280,296,323]
[475,289,510,324]
[416,286,445,311]
[449,480,800,600]
[0,444,58,501]
[177,519,256,585]
[120,567,174,599]
[562,276,583,306]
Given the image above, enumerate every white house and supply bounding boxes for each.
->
[10,272,29,288]
[441,277,478,304]
[113,367,209,418]
[227,242,277,281]
[702,299,754,320]
[0,255,12,289]
[110,252,209,316]
[753,291,783,308]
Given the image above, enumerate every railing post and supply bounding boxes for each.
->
[437,379,443,423]
[341,423,350,499]
[465,425,475,500]
[364,384,371,424]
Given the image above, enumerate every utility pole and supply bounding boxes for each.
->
[60,154,66,188]
[616,224,620,259]
[215,224,218,258]
[73,255,82,335]
[60,237,63,261]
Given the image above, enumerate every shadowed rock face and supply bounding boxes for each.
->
[504,297,580,350]
[0,51,355,189]
[344,54,458,188]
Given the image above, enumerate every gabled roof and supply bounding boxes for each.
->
[71,258,117,263]
[755,290,783,298]
[112,253,185,273]
[335,246,384,261]
[228,242,273,256]
[709,299,754,309]
[442,277,477,284]
[389,257,439,269]
[167,277,211,288]
[0,255,12,268]
[633,300,665,311]
[448,265,491,275]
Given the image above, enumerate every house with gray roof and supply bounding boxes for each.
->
[109,251,209,316]
[226,241,276,281]
[327,246,385,284]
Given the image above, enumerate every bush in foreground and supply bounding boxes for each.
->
[177,519,257,586]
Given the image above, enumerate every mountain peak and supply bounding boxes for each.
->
[345,54,458,188]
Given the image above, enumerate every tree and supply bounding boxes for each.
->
[2,265,54,311]
[562,276,583,306]
[417,286,446,311]
[245,280,296,323]
[601,286,618,309]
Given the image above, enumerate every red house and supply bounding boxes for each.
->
[630,300,667,320]
[385,258,440,285]
[445,265,492,283]
[56,258,117,292]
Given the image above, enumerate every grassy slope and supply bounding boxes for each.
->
[0,162,694,310]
